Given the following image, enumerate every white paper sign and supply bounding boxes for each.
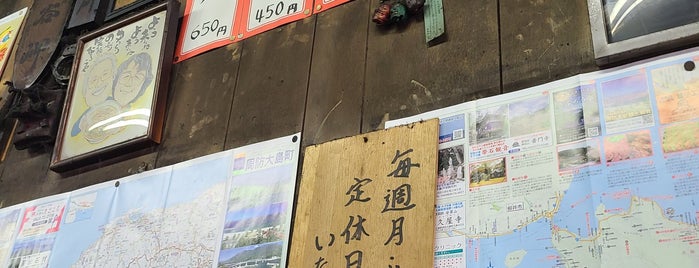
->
[177,0,238,61]
[247,0,305,30]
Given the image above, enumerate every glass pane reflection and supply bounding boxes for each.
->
[603,0,699,43]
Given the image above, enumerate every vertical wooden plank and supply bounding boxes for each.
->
[290,120,438,267]
[224,17,315,149]
[302,1,368,146]
[41,151,158,199]
[363,0,501,132]
[500,0,597,93]
[0,147,50,206]
[0,0,42,207]
[155,43,241,167]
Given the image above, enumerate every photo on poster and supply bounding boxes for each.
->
[469,105,509,145]
[661,120,699,154]
[469,157,507,188]
[553,85,601,144]
[439,145,466,183]
[603,129,653,163]
[439,114,465,144]
[651,62,699,124]
[437,145,467,198]
[601,73,654,134]
[7,235,55,268]
[0,208,20,266]
[557,139,602,171]
[219,164,295,268]
[508,95,551,137]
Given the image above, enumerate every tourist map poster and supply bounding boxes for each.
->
[0,133,300,268]
[387,47,699,268]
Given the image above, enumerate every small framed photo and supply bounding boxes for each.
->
[67,0,108,29]
[51,1,178,172]
[588,0,699,66]
[106,0,157,21]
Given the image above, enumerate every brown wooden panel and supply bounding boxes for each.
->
[155,43,241,167]
[302,1,368,146]
[290,120,438,267]
[12,0,73,89]
[42,150,158,198]
[224,17,315,149]
[500,0,597,93]
[363,0,501,132]
[0,147,49,206]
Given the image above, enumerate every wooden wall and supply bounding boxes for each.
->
[0,0,598,207]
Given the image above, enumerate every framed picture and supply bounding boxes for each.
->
[51,1,179,172]
[106,0,157,21]
[588,0,699,66]
[67,0,108,29]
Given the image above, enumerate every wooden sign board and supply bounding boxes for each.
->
[12,0,73,89]
[290,119,438,268]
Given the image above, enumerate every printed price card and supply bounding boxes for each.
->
[313,0,352,14]
[175,0,240,62]
[237,0,313,40]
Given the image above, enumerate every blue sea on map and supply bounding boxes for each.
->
[553,167,600,239]
[49,154,231,267]
[468,218,560,268]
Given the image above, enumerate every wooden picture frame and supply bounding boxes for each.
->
[105,0,157,21]
[588,0,699,66]
[51,1,179,172]
[67,0,109,30]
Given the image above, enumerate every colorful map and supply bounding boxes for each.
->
[387,49,699,268]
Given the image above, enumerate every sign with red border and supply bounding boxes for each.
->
[236,0,313,40]
[174,0,242,63]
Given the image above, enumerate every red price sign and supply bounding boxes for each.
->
[236,0,313,40]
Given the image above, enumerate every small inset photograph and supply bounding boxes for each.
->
[603,129,653,163]
[469,105,509,145]
[508,95,551,137]
[469,157,507,188]
[557,140,602,170]
[661,120,699,154]
[438,145,466,184]
[601,73,654,133]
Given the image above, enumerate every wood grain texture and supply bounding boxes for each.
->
[43,150,158,197]
[0,144,152,206]
[0,147,50,206]
[155,43,241,167]
[363,0,501,132]
[224,17,315,150]
[289,119,438,268]
[302,1,369,146]
[500,0,597,93]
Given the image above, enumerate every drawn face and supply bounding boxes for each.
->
[113,61,146,106]
[84,59,114,107]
